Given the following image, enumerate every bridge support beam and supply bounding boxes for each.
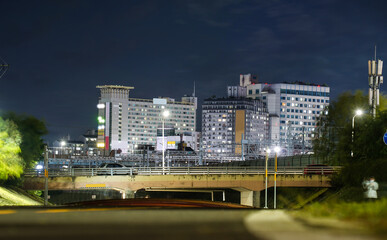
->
[239,189,260,208]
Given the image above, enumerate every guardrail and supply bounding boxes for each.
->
[24,166,341,177]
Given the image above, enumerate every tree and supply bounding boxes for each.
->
[1,113,48,169]
[313,91,387,186]
[0,117,23,180]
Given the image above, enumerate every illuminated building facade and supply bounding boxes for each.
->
[201,98,269,154]
[96,85,196,154]
[246,82,330,151]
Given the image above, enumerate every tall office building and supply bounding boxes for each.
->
[97,85,196,154]
[97,85,133,153]
[202,97,269,154]
[246,82,330,153]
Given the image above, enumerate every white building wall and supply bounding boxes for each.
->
[97,86,196,153]
[246,83,330,150]
[227,86,247,98]
[98,86,132,153]
[127,99,196,151]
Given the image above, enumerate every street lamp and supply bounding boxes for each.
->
[162,110,170,174]
[264,148,271,209]
[351,109,363,157]
[273,146,280,209]
[60,140,66,156]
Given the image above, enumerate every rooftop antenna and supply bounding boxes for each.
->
[193,81,196,97]
[0,57,9,79]
[375,45,377,60]
[368,45,383,118]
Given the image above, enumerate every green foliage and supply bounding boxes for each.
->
[302,198,387,233]
[313,91,387,186]
[0,117,23,180]
[1,112,48,169]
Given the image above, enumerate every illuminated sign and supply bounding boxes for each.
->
[153,98,167,105]
[97,103,105,109]
[97,116,105,124]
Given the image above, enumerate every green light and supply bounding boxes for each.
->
[97,116,105,123]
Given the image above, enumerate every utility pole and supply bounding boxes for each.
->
[198,136,203,165]
[241,133,244,161]
[264,148,270,209]
[368,46,383,118]
[44,145,49,206]
[302,127,305,154]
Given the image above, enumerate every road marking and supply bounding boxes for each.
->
[35,207,148,214]
[35,208,110,213]
[85,184,106,188]
[0,210,16,215]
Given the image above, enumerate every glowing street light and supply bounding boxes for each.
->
[60,140,66,156]
[351,109,363,157]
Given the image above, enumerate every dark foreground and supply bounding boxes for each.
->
[0,207,258,240]
[0,199,379,240]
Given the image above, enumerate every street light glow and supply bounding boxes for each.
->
[355,109,363,116]
[163,110,170,117]
[267,148,271,153]
[60,141,66,147]
[274,146,281,153]
[97,103,105,109]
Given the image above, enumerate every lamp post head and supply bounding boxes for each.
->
[355,109,363,116]
[60,141,66,147]
[162,110,170,118]
[274,146,281,153]
[267,148,271,153]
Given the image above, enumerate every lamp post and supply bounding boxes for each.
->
[162,110,170,174]
[273,146,280,209]
[264,148,271,209]
[351,109,363,157]
[60,140,66,157]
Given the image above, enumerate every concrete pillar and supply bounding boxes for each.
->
[240,190,260,208]
[125,190,135,199]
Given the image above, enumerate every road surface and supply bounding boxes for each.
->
[0,207,379,240]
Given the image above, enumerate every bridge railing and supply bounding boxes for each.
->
[24,166,341,177]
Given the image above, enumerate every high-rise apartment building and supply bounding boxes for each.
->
[202,97,269,154]
[96,85,196,154]
[246,82,330,152]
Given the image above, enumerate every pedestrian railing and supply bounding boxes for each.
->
[23,166,341,178]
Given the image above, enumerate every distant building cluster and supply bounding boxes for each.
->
[96,85,198,154]
[202,74,330,155]
[53,73,330,157]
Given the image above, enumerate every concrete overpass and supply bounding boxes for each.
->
[23,172,332,207]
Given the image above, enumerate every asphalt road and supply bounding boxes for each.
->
[0,208,379,240]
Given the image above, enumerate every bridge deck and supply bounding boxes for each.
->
[24,174,332,192]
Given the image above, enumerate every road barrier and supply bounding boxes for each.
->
[24,166,340,177]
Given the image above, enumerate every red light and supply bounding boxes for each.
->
[252,83,255,85]
[317,85,320,87]
[264,83,267,85]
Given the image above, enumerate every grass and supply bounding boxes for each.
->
[0,186,42,206]
[300,198,387,234]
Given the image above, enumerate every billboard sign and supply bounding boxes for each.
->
[153,98,167,105]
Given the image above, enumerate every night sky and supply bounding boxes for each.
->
[0,0,385,142]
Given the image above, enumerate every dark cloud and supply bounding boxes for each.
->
[0,0,386,141]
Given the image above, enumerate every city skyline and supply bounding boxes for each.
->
[0,0,385,141]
